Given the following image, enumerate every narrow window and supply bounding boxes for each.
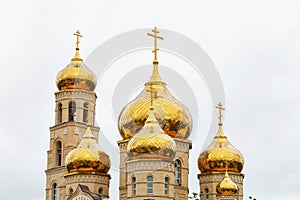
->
[56,141,62,166]
[83,103,89,123]
[98,188,103,197]
[69,187,73,195]
[53,183,58,200]
[132,177,136,196]
[175,159,181,185]
[68,102,76,122]
[164,177,169,195]
[57,103,62,124]
[147,176,153,195]
[205,188,209,200]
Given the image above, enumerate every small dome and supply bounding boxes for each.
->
[118,64,192,139]
[216,171,238,195]
[56,50,97,91]
[198,126,244,173]
[127,107,176,160]
[65,126,110,174]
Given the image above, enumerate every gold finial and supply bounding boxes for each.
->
[73,30,83,50]
[71,30,83,62]
[215,102,225,126]
[147,26,164,64]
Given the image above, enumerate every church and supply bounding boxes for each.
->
[45,28,245,200]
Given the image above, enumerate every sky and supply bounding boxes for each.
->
[1,0,300,200]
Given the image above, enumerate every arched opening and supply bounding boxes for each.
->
[205,187,209,200]
[175,159,181,186]
[98,188,103,197]
[147,175,153,195]
[56,141,62,166]
[83,102,89,123]
[132,177,136,196]
[164,177,169,195]
[69,187,73,195]
[57,103,62,124]
[52,183,58,200]
[68,101,76,122]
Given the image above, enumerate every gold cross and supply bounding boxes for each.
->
[215,102,225,125]
[147,26,164,62]
[73,30,83,50]
[146,83,158,107]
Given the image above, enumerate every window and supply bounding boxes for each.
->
[57,103,62,124]
[83,103,89,123]
[205,188,209,200]
[98,188,103,197]
[175,159,181,185]
[164,177,169,195]
[147,176,153,194]
[68,102,76,122]
[132,177,136,196]
[53,183,58,200]
[56,141,62,166]
[69,187,73,195]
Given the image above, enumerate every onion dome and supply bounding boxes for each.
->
[198,103,244,173]
[56,31,97,91]
[118,63,192,139]
[65,126,110,174]
[127,107,176,160]
[216,171,238,195]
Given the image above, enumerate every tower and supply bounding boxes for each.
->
[45,31,100,200]
[126,107,177,199]
[197,103,244,200]
[117,27,193,200]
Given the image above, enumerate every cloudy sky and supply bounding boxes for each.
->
[1,1,300,200]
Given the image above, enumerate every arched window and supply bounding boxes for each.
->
[57,103,62,124]
[175,159,181,186]
[69,187,73,195]
[205,188,209,200]
[98,188,103,197]
[68,102,76,122]
[83,102,89,123]
[53,183,58,200]
[132,177,136,196]
[56,141,62,166]
[164,177,169,195]
[147,175,153,195]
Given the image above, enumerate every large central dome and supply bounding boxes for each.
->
[118,64,193,139]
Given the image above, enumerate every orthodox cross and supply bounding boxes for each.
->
[73,30,83,50]
[146,83,158,107]
[215,102,225,125]
[147,26,164,62]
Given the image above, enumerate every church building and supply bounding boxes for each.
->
[45,28,245,200]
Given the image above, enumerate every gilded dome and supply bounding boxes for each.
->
[56,49,97,91]
[127,107,176,160]
[216,171,238,195]
[198,125,244,173]
[65,126,110,174]
[118,64,192,139]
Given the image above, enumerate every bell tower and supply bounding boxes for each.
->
[45,31,99,200]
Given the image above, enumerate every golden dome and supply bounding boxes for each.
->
[65,126,110,174]
[118,64,193,139]
[216,171,238,195]
[198,125,244,173]
[127,107,176,160]
[56,31,97,91]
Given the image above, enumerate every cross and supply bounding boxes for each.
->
[73,30,83,50]
[215,102,225,125]
[147,26,164,62]
[146,83,158,107]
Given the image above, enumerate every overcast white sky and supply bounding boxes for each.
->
[1,1,300,200]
